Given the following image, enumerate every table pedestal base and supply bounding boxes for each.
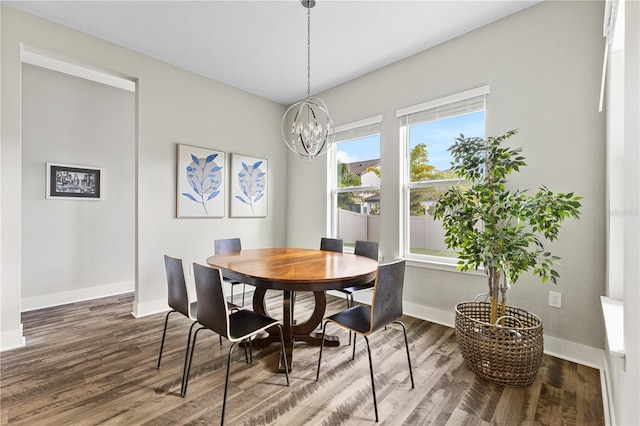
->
[251,287,340,372]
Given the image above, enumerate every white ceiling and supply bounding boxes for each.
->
[4,0,541,105]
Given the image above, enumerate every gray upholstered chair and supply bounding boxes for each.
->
[214,238,250,307]
[183,263,289,425]
[315,259,414,422]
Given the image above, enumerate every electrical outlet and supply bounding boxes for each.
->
[549,291,562,308]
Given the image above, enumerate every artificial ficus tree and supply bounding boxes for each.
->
[433,130,582,325]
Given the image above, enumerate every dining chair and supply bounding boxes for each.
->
[320,237,343,253]
[157,255,199,372]
[337,240,379,306]
[315,259,414,422]
[214,238,250,307]
[158,256,239,384]
[336,240,378,343]
[318,237,344,331]
[184,263,290,425]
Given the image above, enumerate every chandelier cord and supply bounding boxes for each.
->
[306,6,311,100]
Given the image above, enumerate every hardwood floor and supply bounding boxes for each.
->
[1,292,604,425]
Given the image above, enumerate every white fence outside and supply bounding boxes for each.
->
[337,208,447,251]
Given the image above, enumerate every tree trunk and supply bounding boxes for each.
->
[488,266,500,324]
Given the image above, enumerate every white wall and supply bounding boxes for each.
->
[1,5,288,350]
[21,64,135,308]
[287,1,606,351]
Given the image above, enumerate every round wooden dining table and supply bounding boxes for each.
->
[206,247,379,371]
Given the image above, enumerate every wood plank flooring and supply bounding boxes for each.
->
[1,292,604,425]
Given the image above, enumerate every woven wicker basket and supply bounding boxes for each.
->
[455,301,544,387]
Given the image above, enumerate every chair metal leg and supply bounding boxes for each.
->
[181,322,199,394]
[352,333,357,360]
[241,336,254,364]
[182,325,205,397]
[221,342,237,426]
[276,324,290,386]
[395,320,414,388]
[344,295,352,345]
[157,310,176,369]
[230,283,235,305]
[364,336,379,422]
[315,321,329,381]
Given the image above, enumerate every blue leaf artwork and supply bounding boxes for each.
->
[233,157,267,216]
[182,151,222,216]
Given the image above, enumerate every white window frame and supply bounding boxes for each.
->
[328,115,383,251]
[397,86,489,266]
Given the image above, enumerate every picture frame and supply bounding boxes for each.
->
[230,153,268,217]
[46,163,103,200]
[177,144,225,218]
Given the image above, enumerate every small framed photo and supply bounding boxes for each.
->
[46,163,103,200]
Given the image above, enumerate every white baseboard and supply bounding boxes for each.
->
[132,298,169,318]
[21,281,135,312]
[543,335,604,369]
[404,300,455,328]
[0,325,26,351]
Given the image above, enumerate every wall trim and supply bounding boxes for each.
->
[21,44,136,92]
[0,325,26,352]
[544,335,604,370]
[132,298,169,318]
[21,281,135,312]
[601,358,614,426]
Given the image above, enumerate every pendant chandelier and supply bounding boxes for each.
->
[281,0,335,160]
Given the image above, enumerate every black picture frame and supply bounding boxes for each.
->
[46,163,103,200]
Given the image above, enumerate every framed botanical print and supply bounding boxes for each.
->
[177,144,225,218]
[230,154,268,217]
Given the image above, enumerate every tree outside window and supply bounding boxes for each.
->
[405,110,485,259]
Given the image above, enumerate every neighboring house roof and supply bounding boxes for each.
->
[345,159,380,176]
[364,194,380,203]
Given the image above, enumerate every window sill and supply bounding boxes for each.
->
[600,296,625,357]
[404,257,485,276]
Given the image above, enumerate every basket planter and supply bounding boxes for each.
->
[455,301,544,387]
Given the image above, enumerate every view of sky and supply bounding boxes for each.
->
[410,111,485,171]
[336,135,380,164]
[336,111,485,172]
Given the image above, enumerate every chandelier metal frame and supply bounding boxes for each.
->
[281,0,335,160]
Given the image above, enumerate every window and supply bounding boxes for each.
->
[397,86,488,262]
[329,116,382,250]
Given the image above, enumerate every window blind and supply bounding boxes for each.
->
[396,85,489,126]
[334,115,382,142]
